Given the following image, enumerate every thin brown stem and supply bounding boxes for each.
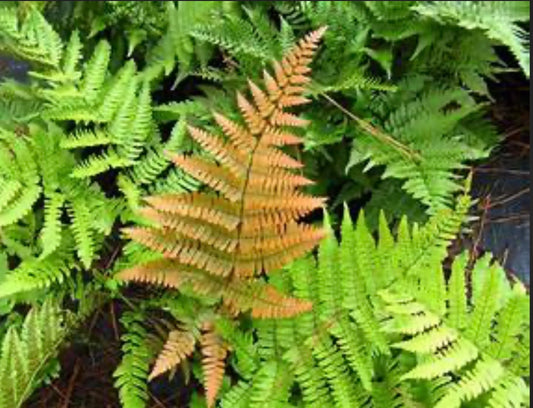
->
[60,359,80,408]
[485,187,529,209]
[321,93,421,162]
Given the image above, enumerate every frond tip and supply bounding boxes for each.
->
[149,329,196,380]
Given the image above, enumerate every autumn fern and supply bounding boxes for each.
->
[118,27,328,317]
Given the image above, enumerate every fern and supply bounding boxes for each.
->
[380,247,529,407]
[143,1,234,80]
[0,238,74,299]
[0,4,62,68]
[113,309,155,408]
[0,292,102,408]
[0,122,115,296]
[346,84,495,213]
[0,301,64,408]
[0,4,528,407]
[414,1,530,77]
[118,28,327,317]
[219,182,529,407]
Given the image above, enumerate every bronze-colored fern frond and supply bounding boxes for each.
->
[148,329,195,381]
[118,27,327,318]
[200,322,228,408]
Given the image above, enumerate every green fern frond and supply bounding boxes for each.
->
[311,336,368,408]
[414,1,530,77]
[0,184,41,227]
[0,240,74,299]
[247,361,294,407]
[68,199,95,269]
[0,5,62,68]
[435,357,505,407]
[283,344,332,407]
[489,282,529,360]
[446,252,468,330]
[340,206,388,355]
[97,59,137,121]
[60,128,112,149]
[71,151,133,179]
[114,310,155,408]
[39,192,64,258]
[61,30,82,80]
[81,39,111,103]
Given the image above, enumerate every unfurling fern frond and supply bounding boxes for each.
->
[118,27,327,319]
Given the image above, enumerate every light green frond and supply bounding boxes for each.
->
[71,151,133,179]
[0,180,22,213]
[329,317,373,391]
[0,241,74,299]
[113,310,154,408]
[434,358,504,408]
[311,337,367,408]
[0,184,41,227]
[39,192,64,258]
[60,128,112,149]
[0,6,62,68]
[488,282,529,360]
[283,345,331,408]
[486,373,530,408]
[340,205,388,355]
[446,252,468,330]
[61,30,82,79]
[248,361,293,407]
[466,260,503,348]
[316,210,340,318]
[98,59,137,122]
[81,40,111,103]
[400,337,479,380]
[392,326,459,354]
[220,380,252,408]
[68,199,95,269]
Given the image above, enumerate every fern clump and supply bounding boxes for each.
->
[0,2,528,407]
[218,185,530,407]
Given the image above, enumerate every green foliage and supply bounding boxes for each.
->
[346,82,496,212]
[219,189,530,407]
[113,308,155,408]
[414,1,530,77]
[0,2,529,407]
[0,291,103,408]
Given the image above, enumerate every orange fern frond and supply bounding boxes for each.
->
[200,322,228,408]
[149,329,196,380]
[118,26,327,313]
